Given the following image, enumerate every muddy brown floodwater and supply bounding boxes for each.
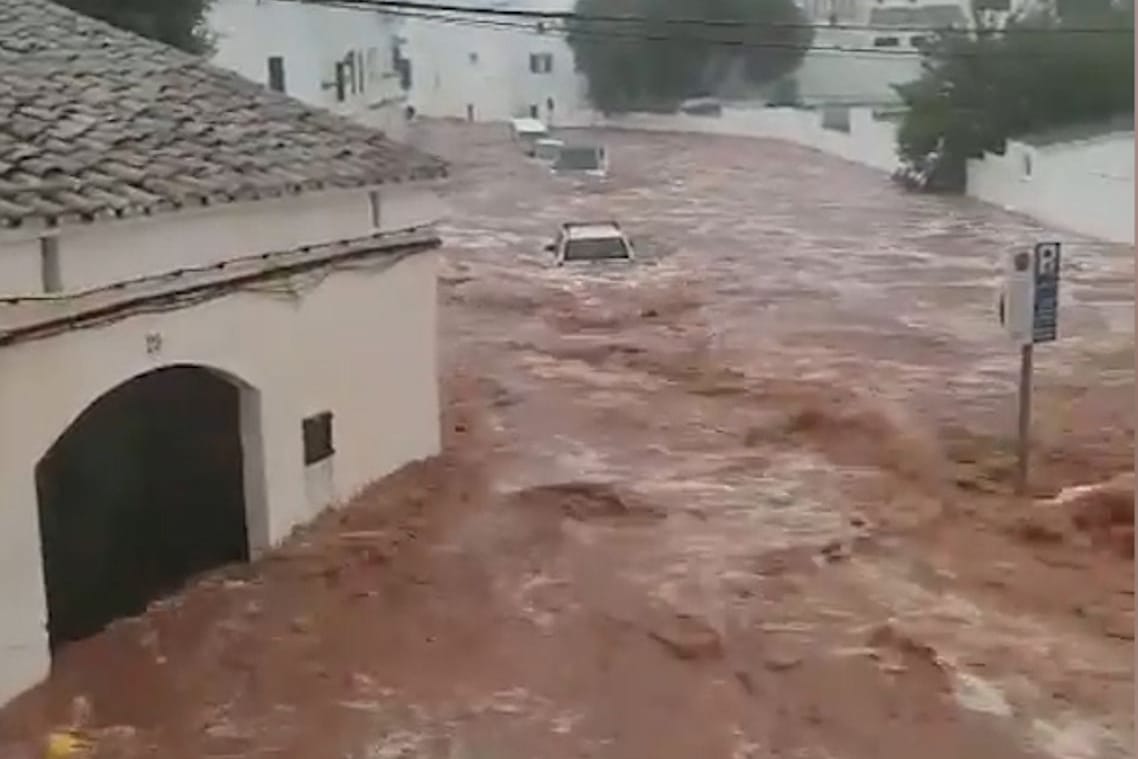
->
[1,122,1133,759]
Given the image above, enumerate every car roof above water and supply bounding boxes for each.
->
[562,222,623,240]
[510,117,548,135]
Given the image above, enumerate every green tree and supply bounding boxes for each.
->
[57,0,214,54]
[895,1,1133,190]
[566,0,814,114]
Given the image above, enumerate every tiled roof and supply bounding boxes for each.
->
[0,0,446,230]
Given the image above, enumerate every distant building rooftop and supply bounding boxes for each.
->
[0,0,446,231]
[868,5,968,27]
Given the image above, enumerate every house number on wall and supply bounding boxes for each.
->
[145,332,163,356]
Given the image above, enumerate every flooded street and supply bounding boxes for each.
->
[1,122,1133,759]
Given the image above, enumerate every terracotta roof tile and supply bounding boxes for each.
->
[0,0,446,230]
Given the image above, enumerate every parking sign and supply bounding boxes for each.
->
[1032,242,1060,343]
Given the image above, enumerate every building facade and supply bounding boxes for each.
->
[210,0,412,138]
[0,0,446,706]
[795,0,972,106]
[403,0,593,125]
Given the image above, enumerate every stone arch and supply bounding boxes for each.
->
[33,363,268,649]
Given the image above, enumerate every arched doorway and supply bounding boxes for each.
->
[35,365,256,649]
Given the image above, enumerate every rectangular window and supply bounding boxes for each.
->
[369,190,381,229]
[873,35,901,47]
[334,60,347,102]
[366,47,379,84]
[267,56,286,93]
[40,237,61,293]
[529,52,553,74]
[396,56,412,90]
[302,412,334,465]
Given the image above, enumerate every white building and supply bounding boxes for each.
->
[403,0,593,125]
[967,119,1135,243]
[210,0,412,138]
[796,0,971,106]
[0,0,446,706]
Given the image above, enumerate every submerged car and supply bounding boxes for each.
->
[510,117,549,157]
[544,221,635,266]
[533,137,565,162]
[891,139,959,193]
[552,144,608,177]
[679,97,723,116]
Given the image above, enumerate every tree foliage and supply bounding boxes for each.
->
[895,0,1134,190]
[57,0,214,54]
[566,0,813,114]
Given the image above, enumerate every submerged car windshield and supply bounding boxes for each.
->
[563,237,629,261]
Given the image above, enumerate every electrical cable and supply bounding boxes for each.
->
[291,0,1135,35]
[299,0,1134,60]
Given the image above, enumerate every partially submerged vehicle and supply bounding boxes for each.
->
[544,221,635,266]
[552,143,608,177]
[510,117,549,157]
[679,97,723,116]
[534,137,565,162]
[891,139,958,192]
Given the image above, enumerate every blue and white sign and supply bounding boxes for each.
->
[1032,242,1061,343]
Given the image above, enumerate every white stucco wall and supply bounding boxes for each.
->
[795,28,923,107]
[0,238,43,295]
[803,0,976,24]
[209,0,409,136]
[404,0,593,126]
[0,185,444,297]
[967,133,1135,244]
[0,247,440,707]
[585,104,900,172]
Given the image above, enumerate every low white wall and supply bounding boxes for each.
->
[0,248,440,706]
[573,105,900,173]
[967,134,1134,244]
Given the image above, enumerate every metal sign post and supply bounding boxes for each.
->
[1016,342,1033,494]
[1013,242,1061,495]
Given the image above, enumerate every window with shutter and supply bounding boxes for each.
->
[267,56,286,93]
[302,412,334,465]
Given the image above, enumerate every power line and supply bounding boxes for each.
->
[386,5,1125,58]
[301,0,1134,60]
[292,0,1135,35]
[375,5,934,58]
